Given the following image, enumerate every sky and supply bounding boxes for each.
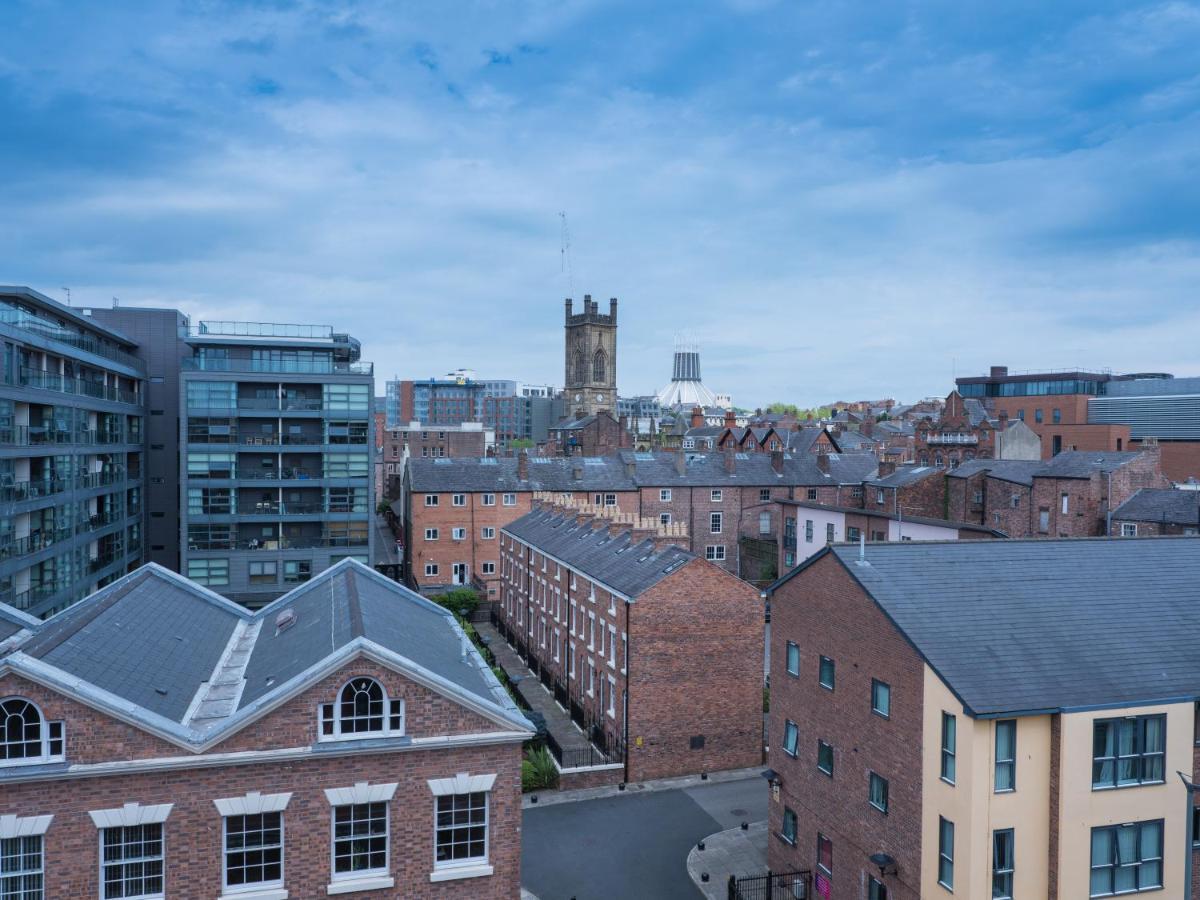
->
[1,0,1198,408]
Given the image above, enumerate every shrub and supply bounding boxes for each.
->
[521,746,559,792]
[437,587,479,620]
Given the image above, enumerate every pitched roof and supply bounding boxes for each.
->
[502,508,694,598]
[945,459,1045,487]
[1035,450,1144,478]
[1,561,530,751]
[824,539,1200,716]
[1112,488,1200,525]
[865,465,940,488]
[776,499,1002,535]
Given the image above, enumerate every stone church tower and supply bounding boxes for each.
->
[564,295,618,417]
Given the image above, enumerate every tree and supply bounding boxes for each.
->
[510,438,534,450]
[436,587,479,620]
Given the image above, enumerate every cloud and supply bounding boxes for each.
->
[0,0,1197,407]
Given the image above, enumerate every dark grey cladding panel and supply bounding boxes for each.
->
[829,539,1200,716]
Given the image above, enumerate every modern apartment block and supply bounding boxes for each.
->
[766,538,1200,899]
[0,287,145,617]
[498,497,762,784]
[177,320,374,607]
[0,559,532,898]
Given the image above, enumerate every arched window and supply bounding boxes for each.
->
[573,352,587,385]
[0,697,63,764]
[592,349,607,383]
[319,678,404,740]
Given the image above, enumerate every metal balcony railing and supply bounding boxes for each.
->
[0,426,130,447]
[925,433,979,445]
[181,357,373,375]
[188,535,369,551]
[0,306,144,370]
[19,368,140,405]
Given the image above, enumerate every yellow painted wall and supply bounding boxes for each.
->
[1055,702,1191,898]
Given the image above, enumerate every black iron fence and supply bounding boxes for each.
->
[728,870,812,900]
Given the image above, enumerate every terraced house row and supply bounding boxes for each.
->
[765,537,1200,899]
[0,559,531,899]
[402,448,878,595]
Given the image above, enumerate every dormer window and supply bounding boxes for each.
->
[319,678,403,741]
[0,697,64,765]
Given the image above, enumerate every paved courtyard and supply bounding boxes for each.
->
[522,774,766,900]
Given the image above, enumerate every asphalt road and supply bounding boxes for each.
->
[372,514,399,565]
[522,776,765,900]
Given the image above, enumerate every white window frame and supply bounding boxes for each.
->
[659,489,671,501]
[710,512,723,534]
[424,562,439,577]
[0,814,52,899]
[1121,522,1137,537]
[325,782,398,893]
[607,625,617,668]
[424,528,439,541]
[451,527,467,541]
[90,804,173,900]
[482,493,495,506]
[214,792,292,898]
[607,675,617,718]
[481,527,495,540]
[451,493,465,507]
[318,678,405,743]
[659,512,671,526]
[705,545,726,561]
[424,494,439,507]
[758,512,771,535]
[481,561,496,575]
[0,697,65,767]
[711,489,722,502]
[502,493,517,506]
[1061,492,1069,515]
[427,774,496,882]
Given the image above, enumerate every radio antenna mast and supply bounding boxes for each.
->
[559,212,574,297]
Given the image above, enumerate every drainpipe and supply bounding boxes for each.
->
[623,599,631,785]
[1105,471,1114,535]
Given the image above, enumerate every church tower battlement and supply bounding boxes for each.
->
[564,295,618,418]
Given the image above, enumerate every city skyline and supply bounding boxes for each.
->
[2,1,1197,406]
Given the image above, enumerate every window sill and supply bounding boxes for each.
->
[326,875,394,895]
[219,889,287,900]
[429,863,493,883]
[775,832,796,846]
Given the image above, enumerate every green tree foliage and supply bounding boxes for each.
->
[521,746,560,792]
[436,587,479,620]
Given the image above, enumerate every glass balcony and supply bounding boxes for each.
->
[181,357,372,375]
[0,306,144,370]
[19,368,140,405]
[0,426,129,446]
[184,321,334,339]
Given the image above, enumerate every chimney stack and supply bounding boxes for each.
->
[877,460,896,478]
[724,409,736,429]
[691,406,705,429]
[674,447,687,476]
[724,447,737,474]
[572,462,583,481]
[816,453,830,474]
[517,449,529,481]
[771,449,784,474]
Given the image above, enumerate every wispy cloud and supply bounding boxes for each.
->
[0,0,1197,406]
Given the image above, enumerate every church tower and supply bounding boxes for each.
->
[564,294,618,417]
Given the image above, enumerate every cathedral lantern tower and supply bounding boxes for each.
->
[564,294,618,417]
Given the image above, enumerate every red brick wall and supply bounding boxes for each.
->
[862,474,945,520]
[1032,450,1167,538]
[0,665,523,899]
[1141,440,1200,481]
[627,559,763,781]
[767,552,925,899]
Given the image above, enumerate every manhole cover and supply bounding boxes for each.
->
[730,808,748,816]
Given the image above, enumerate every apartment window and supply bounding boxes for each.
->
[705,545,726,561]
[452,493,465,507]
[758,512,771,534]
[805,519,813,543]
[846,526,861,541]
[1092,715,1165,788]
[785,642,800,676]
[424,563,439,576]
[101,823,164,899]
[451,527,466,541]
[868,772,888,813]
[425,528,439,541]
[941,713,956,783]
[332,802,388,880]
[817,740,833,776]
[782,720,799,757]
[711,489,722,502]
[603,493,616,507]
[710,512,723,534]
[938,817,954,890]
[503,493,517,506]
[992,829,1014,900]
[324,453,368,478]
[186,558,229,586]
[781,807,797,845]
[1089,820,1163,896]
[482,493,495,506]
[320,678,402,740]
[659,513,671,526]
[435,791,489,872]
[608,625,617,667]
[871,679,890,718]
[1011,493,1021,509]
[816,833,832,875]
[1034,408,1043,424]
[0,832,44,898]
[826,523,835,543]
[818,656,835,690]
[482,527,495,539]
[876,488,885,504]
[0,698,63,764]
[283,560,311,583]
[1121,523,1137,537]
[1052,407,1062,424]
[660,489,671,501]
[759,488,771,502]
[481,562,496,575]
[323,383,369,410]
[248,560,277,584]
[1061,492,1069,515]
[995,720,1016,792]
[806,488,817,501]
[424,494,439,507]
[224,812,283,891]
[868,876,888,900]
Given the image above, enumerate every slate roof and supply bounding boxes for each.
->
[823,539,1200,716]
[832,431,878,451]
[777,499,1001,535]
[0,561,530,750]
[944,459,1045,487]
[503,508,695,599]
[551,415,598,431]
[0,606,37,646]
[963,398,991,427]
[1036,450,1144,478]
[1112,488,1200,525]
[864,465,939,488]
[408,450,878,492]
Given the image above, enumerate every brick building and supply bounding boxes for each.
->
[402,450,879,595]
[1109,487,1200,536]
[498,498,762,783]
[862,464,946,519]
[765,538,1200,899]
[944,459,1045,536]
[544,410,632,457]
[382,422,496,498]
[0,558,532,899]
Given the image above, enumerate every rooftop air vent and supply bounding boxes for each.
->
[275,609,297,633]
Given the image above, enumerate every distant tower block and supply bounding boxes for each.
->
[657,336,718,408]
[564,295,618,417]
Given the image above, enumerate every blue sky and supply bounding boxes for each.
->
[1,0,1198,407]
